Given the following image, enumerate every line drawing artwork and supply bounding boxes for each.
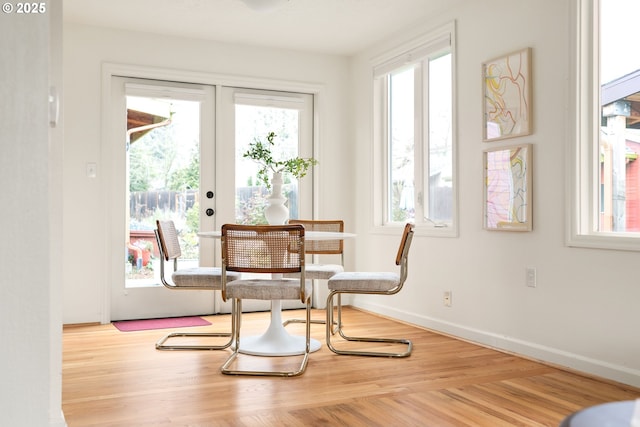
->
[484,144,532,231]
[483,48,531,141]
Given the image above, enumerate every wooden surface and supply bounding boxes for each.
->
[62,307,639,426]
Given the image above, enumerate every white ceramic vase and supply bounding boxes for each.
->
[264,172,289,225]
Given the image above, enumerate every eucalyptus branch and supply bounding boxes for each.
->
[243,132,318,190]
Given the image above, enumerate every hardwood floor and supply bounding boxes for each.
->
[62,307,639,426]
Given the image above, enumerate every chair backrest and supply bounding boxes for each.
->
[288,219,344,256]
[395,223,414,284]
[156,220,182,261]
[221,224,305,274]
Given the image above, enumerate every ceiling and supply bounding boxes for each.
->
[63,0,462,56]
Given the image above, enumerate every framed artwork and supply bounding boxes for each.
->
[483,144,532,231]
[483,47,532,141]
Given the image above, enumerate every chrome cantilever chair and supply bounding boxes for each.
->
[283,219,344,329]
[220,223,311,377]
[326,223,414,357]
[154,219,240,351]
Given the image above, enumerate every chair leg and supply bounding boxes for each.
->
[320,293,343,334]
[156,299,236,351]
[283,316,338,334]
[220,299,242,373]
[325,291,412,358]
[283,282,339,334]
[221,299,311,377]
[155,330,233,351]
[155,312,234,351]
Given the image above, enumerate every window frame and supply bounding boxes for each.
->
[372,21,458,237]
[569,0,640,251]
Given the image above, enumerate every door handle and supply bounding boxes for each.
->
[205,208,215,216]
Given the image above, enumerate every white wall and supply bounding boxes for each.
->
[0,1,66,425]
[62,24,353,323]
[351,0,640,387]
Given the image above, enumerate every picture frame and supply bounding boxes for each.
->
[483,144,532,231]
[482,47,532,141]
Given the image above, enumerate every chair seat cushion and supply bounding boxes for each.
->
[226,279,312,301]
[283,263,344,280]
[172,267,239,288]
[328,271,400,292]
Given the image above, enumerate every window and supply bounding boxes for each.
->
[373,23,456,235]
[571,0,640,250]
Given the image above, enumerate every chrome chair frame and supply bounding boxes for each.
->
[326,223,414,358]
[283,219,344,333]
[154,220,238,351]
[220,223,311,377]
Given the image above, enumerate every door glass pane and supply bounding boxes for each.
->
[234,104,300,224]
[389,67,415,223]
[126,96,201,286]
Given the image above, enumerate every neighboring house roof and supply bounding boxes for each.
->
[127,109,170,144]
[602,69,640,129]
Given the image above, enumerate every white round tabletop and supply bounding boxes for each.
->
[198,230,355,240]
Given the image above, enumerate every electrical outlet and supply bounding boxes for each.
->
[443,290,452,307]
[86,162,97,178]
[526,267,537,287]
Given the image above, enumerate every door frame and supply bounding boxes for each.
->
[100,63,323,324]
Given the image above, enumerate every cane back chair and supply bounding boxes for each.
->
[283,219,344,329]
[154,220,240,351]
[220,223,311,377]
[326,223,414,357]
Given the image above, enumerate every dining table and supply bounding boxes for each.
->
[198,229,356,356]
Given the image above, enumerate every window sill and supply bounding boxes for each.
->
[374,223,458,238]
[567,232,640,252]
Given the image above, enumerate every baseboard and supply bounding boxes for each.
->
[50,409,67,427]
[355,301,640,389]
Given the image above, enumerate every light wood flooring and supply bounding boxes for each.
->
[62,307,639,426]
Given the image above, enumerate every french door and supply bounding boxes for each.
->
[108,77,315,320]
[214,87,315,313]
[109,77,217,320]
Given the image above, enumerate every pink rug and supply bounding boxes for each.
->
[112,316,211,332]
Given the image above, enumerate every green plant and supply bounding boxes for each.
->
[242,132,317,190]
